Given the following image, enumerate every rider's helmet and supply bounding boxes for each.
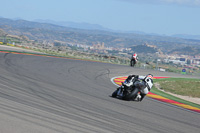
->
[132,53,138,60]
[144,74,153,83]
[133,53,137,57]
[144,74,153,90]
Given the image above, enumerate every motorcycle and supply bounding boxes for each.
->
[112,76,140,101]
[130,53,138,67]
[112,74,153,101]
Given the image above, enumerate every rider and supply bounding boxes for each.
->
[123,74,153,101]
[132,53,138,62]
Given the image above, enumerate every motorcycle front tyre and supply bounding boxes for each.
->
[133,60,136,67]
[130,60,133,66]
[130,59,135,67]
[112,89,119,97]
[123,88,139,101]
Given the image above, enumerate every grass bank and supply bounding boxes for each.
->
[151,78,200,108]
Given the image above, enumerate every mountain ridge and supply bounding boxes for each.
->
[33,18,200,40]
[0,17,200,55]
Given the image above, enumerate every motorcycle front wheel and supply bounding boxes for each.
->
[112,89,119,98]
[130,59,136,67]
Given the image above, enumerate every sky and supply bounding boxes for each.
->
[0,0,200,35]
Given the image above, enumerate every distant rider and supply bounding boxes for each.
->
[132,53,138,62]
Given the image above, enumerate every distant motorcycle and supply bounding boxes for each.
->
[130,53,138,67]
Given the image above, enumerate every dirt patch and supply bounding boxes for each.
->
[154,83,200,105]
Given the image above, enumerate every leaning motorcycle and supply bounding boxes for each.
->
[112,82,139,101]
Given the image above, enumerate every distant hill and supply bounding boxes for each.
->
[0,28,6,36]
[169,46,200,56]
[33,19,110,31]
[130,44,158,54]
[0,17,200,55]
[34,19,200,41]
[172,34,200,40]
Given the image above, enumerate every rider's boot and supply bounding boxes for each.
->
[135,94,141,101]
[139,94,146,101]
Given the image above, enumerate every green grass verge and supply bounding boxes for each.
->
[151,78,200,108]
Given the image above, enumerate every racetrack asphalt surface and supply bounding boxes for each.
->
[0,47,200,133]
